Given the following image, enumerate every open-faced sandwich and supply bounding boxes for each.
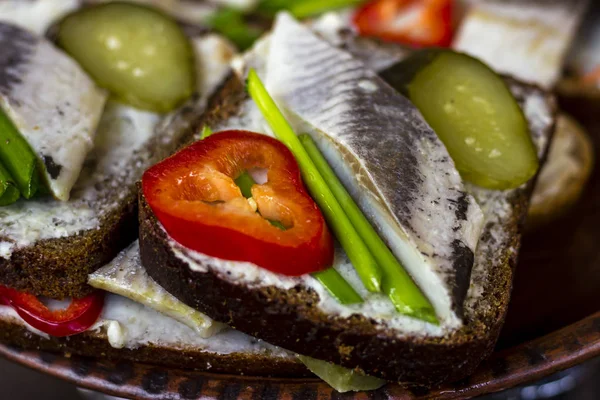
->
[0,0,596,394]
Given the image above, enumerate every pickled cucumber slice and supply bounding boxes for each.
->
[298,355,386,393]
[0,107,39,199]
[381,50,539,190]
[57,2,195,113]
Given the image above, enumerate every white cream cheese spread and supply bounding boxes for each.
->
[0,295,293,357]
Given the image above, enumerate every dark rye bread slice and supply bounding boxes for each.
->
[0,77,241,300]
[0,315,308,378]
[139,70,557,387]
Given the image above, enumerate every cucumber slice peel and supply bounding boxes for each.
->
[58,2,195,113]
[381,50,539,190]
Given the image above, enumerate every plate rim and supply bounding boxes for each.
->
[1,311,599,400]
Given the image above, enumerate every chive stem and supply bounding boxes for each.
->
[256,0,365,19]
[200,125,213,139]
[233,165,359,305]
[0,108,39,199]
[289,0,366,18]
[300,134,438,323]
[0,161,20,206]
[201,123,360,302]
[314,268,362,304]
[247,69,382,293]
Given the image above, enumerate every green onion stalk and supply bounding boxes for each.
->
[300,134,437,323]
[0,107,39,203]
[257,0,366,19]
[0,161,20,206]
[247,69,382,294]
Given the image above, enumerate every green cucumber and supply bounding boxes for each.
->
[0,108,39,199]
[57,2,195,113]
[380,50,539,190]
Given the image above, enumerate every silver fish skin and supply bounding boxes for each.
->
[89,241,224,338]
[264,13,484,325]
[453,0,589,89]
[0,22,107,201]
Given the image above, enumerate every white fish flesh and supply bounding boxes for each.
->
[89,241,225,338]
[264,13,484,325]
[0,0,79,35]
[453,0,589,89]
[0,32,234,259]
[0,22,107,201]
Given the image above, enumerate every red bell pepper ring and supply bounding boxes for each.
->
[142,130,334,276]
[353,0,453,48]
[0,286,104,337]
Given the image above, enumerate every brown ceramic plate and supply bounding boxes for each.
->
[1,99,599,400]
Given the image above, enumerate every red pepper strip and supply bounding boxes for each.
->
[0,286,104,337]
[353,0,453,48]
[142,130,334,276]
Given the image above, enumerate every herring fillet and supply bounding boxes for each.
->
[265,13,484,324]
[453,0,589,89]
[0,0,79,35]
[0,22,107,201]
[89,241,225,339]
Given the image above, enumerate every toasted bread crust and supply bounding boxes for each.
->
[0,76,242,300]
[0,318,309,377]
[138,75,555,386]
[139,195,497,385]
[0,196,138,300]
